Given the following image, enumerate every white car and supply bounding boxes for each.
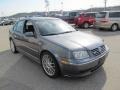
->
[95,11,120,31]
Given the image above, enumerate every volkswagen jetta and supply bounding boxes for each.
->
[9,17,109,78]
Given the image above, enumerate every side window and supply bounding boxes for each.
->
[14,21,24,33]
[13,22,18,31]
[109,12,120,18]
[24,21,35,33]
[24,20,36,37]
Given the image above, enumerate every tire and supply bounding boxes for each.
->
[10,39,18,53]
[111,24,118,31]
[41,52,60,78]
[83,22,89,29]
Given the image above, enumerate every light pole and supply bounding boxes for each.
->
[61,1,63,14]
[44,0,49,16]
[90,5,93,12]
[104,0,107,11]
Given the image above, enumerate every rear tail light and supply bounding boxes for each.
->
[78,18,81,21]
[100,19,109,23]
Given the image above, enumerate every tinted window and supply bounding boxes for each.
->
[109,12,120,18]
[69,12,78,17]
[14,20,24,33]
[96,12,107,18]
[35,19,76,36]
[24,20,36,35]
[76,13,82,17]
[86,13,96,17]
[13,22,18,31]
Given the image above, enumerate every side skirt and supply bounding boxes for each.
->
[17,48,41,64]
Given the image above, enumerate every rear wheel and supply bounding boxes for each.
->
[111,24,118,31]
[10,40,18,53]
[41,52,60,78]
[83,22,89,29]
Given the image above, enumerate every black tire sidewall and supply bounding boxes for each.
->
[111,24,118,31]
[10,40,17,53]
[83,22,89,29]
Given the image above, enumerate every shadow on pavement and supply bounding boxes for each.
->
[91,29,120,37]
[0,50,107,90]
[76,27,120,37]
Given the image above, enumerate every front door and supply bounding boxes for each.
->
[22,20,40,60]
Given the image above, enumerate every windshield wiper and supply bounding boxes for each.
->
[42,31,76,36]
[58,31,75,34]
[42,33,59,36]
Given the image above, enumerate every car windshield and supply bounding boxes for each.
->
[35,19,76,36]
[96,12,107,18]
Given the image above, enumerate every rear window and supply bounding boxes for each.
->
[69,12,78,17]
[96,12,107,18]
[77,13,96,18]
[109,12,120,18]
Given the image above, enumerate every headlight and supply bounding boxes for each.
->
[73,51,89,60]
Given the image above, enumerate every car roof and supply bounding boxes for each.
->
[101,11,120,13]
[21,17,59,21]
[86,12,98,14]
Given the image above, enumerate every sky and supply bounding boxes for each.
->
[0,0,120,17]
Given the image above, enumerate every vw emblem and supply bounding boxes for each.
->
[98,47,102,52]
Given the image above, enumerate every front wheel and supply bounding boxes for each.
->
[41,52,60,78]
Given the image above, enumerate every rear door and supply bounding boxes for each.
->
[12,20,25,50]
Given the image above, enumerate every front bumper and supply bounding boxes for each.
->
[60,51,109,77]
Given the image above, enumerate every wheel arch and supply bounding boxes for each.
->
[40,49,61,74]
[111,23,119,31]
[111,23,119,27]
[112,23,118,25]
[40,50,54,59]
[39,50,60,66]
[83,21,90,25]
[9,37,12,40]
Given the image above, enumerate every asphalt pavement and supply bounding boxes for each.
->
[0,26,120,90]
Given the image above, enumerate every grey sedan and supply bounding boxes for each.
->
[9,17,109,78]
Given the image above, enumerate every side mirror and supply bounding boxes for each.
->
[25,32,34,37]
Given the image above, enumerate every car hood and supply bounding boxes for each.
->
[43,31,104,50]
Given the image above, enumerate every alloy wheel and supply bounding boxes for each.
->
[42,54,56,76]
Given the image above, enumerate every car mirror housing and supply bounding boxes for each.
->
[25,32,34,37]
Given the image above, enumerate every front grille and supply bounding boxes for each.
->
[91,45,106,56]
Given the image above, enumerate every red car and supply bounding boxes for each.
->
[74,12,97,28]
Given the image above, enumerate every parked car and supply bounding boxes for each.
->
[95,11,120,31]
[0,21,4,26]
[0,19,14,26]
[61,11,79,24]
[9,17,109,78]
[74,12,97,28]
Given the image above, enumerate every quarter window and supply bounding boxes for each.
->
[109,12,120,18]
[14,20,24,33]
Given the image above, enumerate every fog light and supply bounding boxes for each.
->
[61,58,69,64]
